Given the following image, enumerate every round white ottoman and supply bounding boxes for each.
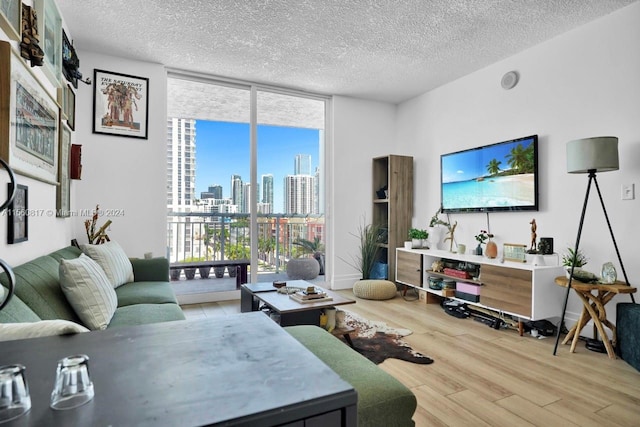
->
[352,280,397,300]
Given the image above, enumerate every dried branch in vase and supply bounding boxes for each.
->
[85,204,111,244]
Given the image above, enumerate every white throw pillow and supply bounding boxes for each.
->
[0,320,89,342]
[59,254,117,330]
[81,241,134,288]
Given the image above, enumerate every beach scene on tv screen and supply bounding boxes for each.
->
[442,138,536,210]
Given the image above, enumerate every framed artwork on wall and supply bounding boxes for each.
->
[0,0,21,41]
[0,41,59,185]
[57,84,75,130]
[56,123,71,217]
[35,0,62,86]
[93,69,149,139]
[62,29,80,89]
[7,183,28,243]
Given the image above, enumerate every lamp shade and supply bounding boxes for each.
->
[566,136,619,174]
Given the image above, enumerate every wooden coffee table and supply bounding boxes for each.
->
[241,280,356,326]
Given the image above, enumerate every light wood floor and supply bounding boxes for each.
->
[181,290,640,427]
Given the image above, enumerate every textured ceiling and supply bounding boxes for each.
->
[57,0,636,104]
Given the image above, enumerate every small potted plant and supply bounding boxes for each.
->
[562,247,588,278]
[408,228,428,248]
[474,230,493,256]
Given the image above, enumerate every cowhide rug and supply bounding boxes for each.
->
[337,310,433,365]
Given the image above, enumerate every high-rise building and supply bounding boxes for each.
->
[314,166,320,214]
[257,202,272,214]
[167,118,196,208]
[167,118,197,261]
[242,182,253,213]
[231,174,243,209]
[262,174,274,210]
[294,154,311,175]
[284,175,315,214]
[201,184,223,200]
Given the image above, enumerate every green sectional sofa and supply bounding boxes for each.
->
[286,325,417,427]
[0,246,185,327]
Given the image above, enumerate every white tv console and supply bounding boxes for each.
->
[396,248,565,321]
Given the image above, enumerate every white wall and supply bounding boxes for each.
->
[329,96,398,289]
[396,2,640,323]
[71,51,168,259]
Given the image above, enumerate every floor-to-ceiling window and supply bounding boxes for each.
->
[167,73,328,298]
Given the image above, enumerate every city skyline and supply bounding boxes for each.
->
[195,120,320,212]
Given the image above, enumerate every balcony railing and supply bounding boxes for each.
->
[167,212,324,276]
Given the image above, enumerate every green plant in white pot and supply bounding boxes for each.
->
[408,228,428,248]
[562,247,596,282]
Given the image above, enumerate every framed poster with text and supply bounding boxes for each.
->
[92,69,149,139]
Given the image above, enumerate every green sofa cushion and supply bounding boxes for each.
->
[0,293,41,323]
[130,257,170,282]
[109,303,186,328]
[115,281,179,307]
[47,246,84,263]
[285,325,417,427]
[3,247,82,323]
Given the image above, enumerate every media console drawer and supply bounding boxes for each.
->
[481,265,532,317]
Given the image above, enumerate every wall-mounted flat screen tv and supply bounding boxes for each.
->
[440,135,539,213]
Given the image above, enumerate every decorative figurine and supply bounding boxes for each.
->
[444,221,458,253]
[528,219,538,253]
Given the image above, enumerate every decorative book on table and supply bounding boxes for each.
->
[289,291,333,304]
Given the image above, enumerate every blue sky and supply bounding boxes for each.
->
[195,120,320,211]
[441,138,534,183]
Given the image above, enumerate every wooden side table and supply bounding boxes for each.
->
[555,276,637,358]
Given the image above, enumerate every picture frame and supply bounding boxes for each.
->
[57,84,75,130]
[7,183,27,244]
[0,41,59,185]
[0,0,21,41]
[35,0,62,87]
[503,243,527,263]
[93,69,149,139]
[56,122,71,217]
[66,84,75,130]
[62,29,79,89]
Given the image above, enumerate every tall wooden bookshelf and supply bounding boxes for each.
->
[372,155,413,282]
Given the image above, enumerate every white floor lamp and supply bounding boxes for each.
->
[553,136,636,356]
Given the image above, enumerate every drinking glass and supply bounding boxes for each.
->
[0,364,31,423]
[50,355,94,410]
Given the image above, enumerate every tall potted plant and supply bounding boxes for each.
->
[345,220,385,280]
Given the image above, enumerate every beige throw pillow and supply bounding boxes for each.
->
[0,320,89,342]
[81,241,134,288]
[59,254,117,330]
